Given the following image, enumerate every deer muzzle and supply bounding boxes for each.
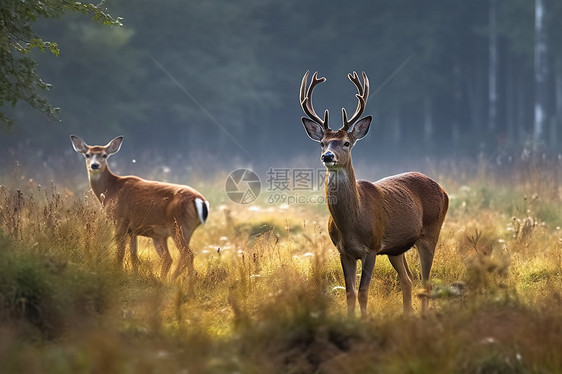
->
[321,151,336,166]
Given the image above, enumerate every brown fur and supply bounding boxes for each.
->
[71,135,208,278]
[300,71,448,317]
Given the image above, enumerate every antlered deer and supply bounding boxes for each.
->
[299,71,448,317]
[71,135,209,279]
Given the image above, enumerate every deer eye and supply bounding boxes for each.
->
[320,142,325,147]
[344,142,350,147]
[85,154,91,158]
[102,154,108,159]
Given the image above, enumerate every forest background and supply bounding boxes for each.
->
[1,2,562,372]
[2,0,561,182]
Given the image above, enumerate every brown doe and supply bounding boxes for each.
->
[71,135,209,279]
[299,71,448,317]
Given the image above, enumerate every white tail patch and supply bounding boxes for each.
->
[195,198,209,225]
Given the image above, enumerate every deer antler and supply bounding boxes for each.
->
[341,71,370,131]
[300,71,330,130]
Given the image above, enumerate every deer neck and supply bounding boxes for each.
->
[325,163,360,231]
[88,167,118,204]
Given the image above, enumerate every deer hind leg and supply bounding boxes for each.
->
[415,237,438,313]
[129,234,140,273]
[340,253,358,317]
[388,254,414,314]
[358,251,376,319]
[152,238,172,278]
[171,222,196,279]
[116,237,126,269]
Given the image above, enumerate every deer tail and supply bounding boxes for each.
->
[194,198,209,225]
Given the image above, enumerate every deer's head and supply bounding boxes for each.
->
[70,135,123,178]
[300,71,371,169]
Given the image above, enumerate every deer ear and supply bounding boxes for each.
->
[302,118,325,142]
[348,116,372,140]
[106,136,124,155]
[70,135,88,154]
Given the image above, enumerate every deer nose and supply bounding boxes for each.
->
[91,163,100,170]
[321,152,335,163]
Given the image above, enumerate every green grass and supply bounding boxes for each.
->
[0,162,561,373]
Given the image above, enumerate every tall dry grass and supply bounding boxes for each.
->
[0,157,561,373]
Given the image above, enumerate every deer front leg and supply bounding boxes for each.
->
[340,253,358,317]
[358,251,376,319]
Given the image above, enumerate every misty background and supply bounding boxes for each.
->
[2,0,561,186]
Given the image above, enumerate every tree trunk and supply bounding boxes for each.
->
[516,71,527,144]
[554,59,562,148]
[505,52,515,144]
[452,64,462,145]
[488,0,498,134]
[534,0,548,149]
[466,62,484,137]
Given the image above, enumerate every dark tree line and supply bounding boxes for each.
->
[0,0,121,127]
[1,0,561,169]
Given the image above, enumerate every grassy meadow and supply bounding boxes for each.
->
[0,158,561,373]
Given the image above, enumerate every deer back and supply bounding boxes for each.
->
[103,175,204,230]
[371,172,448,256]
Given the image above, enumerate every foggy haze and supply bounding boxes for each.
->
[2,0,562,186]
